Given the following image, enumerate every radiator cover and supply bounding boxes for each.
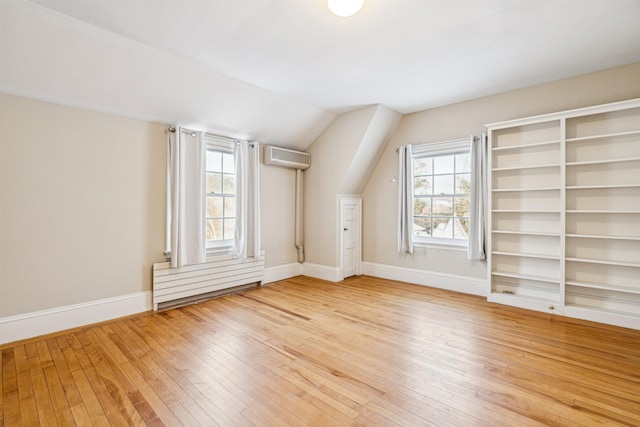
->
[152,252,264,310]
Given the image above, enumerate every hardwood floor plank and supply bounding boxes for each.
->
[2,348,21,426]
[2,275,640,426]
[13,345,39,427]
[0,348,3,427]
[56,335,108,425]
[65,334,131,426]
[24,343,58,426]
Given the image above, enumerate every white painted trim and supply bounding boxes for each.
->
[0,291,152,345]
[485,97,640,129]
[362,262,487,296]
[263,263,302,284]
[564,306,640,331]
[302,263,342,282]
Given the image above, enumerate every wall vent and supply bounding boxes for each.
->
[263,145,310,170]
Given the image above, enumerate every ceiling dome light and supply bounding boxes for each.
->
[328,0,364,17]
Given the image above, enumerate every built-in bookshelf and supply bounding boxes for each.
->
[486,98,640,330]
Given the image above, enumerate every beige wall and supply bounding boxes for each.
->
[2,62,638,319]
[303,104,401,269]
[0,94,166,317]
[0,94,303,319]
[304,105,379,267]
[362,62,640,279]
[259,162,299,267]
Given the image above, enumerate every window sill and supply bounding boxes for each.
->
[164,246,234,262]
[206,246,234,256]
[413,241,468,252]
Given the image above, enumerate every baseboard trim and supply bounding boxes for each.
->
[0,263,486,344]
[362,262,487,296]
[263,263,302,284]
[302,263,342,282]
[0,291,152,345]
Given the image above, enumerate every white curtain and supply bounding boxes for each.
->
[468,133,488,261]
[398,144,414,254]
[168,128,207,268]
[234,141,262,258]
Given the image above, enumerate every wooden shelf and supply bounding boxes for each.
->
[565,257,640,269]
[565,280,640,296]
[566,233,640,241]
[491,271,559,284]
[566,157,640,166]
[493,209,559,213]
[492,187,561,192]
[566,210,640,214]
[492,163,560,172]
[566,129,640,143]
[492,230,560,237]
[492,251,560,260]
[489,292,560,306]
[566,184,640,190]
[491,140,560,152]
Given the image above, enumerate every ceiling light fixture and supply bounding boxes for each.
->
[328,0,364,17]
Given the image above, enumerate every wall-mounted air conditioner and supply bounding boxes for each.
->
[263,145,310,170]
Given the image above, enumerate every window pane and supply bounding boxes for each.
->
[206,219,223,241]
[434,155,454,174]
[206,148,236,243]
[455,174,471,195]
[454,196,470,218]
[456,153,471,173]
[414,158,432,176]
[222,153,235,174]
[414,197,431,215]
[207,172,221,194]
[223,174,236,194]
[206,196,223,218]
[432,217,453,238]
[432,197,453,215]
[411,147,470,243]
[433,175,454,195]
[413,177,432,195]
[413,217,431,237]
[224,196,236,218]
[223,218,235,240]
[206,151,222,172]
[455,219,470,239]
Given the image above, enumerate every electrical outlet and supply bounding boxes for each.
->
[281,256,286,264]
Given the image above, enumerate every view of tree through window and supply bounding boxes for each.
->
[206,149,235,242]
[413,152,470,241]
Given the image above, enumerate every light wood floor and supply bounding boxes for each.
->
[2,275,640,426]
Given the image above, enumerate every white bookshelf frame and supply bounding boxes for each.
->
[486,98,640,330]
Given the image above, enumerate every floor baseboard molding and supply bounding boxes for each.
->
[263,262,302,284]
[362,262,487,296]
[0,291,152,345]
[301,262,342,282]
[0,263,486,345]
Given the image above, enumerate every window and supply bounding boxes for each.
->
[205,142,236,248]
[413,143,471,246]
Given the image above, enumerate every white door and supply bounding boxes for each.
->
[340,198,361,279]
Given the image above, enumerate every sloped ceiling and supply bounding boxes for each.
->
[2,0,640,149]
[0,0,335,150]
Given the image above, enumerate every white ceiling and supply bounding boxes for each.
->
[24,0,640,115]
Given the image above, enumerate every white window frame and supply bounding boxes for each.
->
[412,139,471,249]
[205,137,237,253]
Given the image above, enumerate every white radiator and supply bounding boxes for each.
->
[152,252,264,310]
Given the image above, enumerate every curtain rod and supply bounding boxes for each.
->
[394,136,477,152]
[167,126,242,144]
